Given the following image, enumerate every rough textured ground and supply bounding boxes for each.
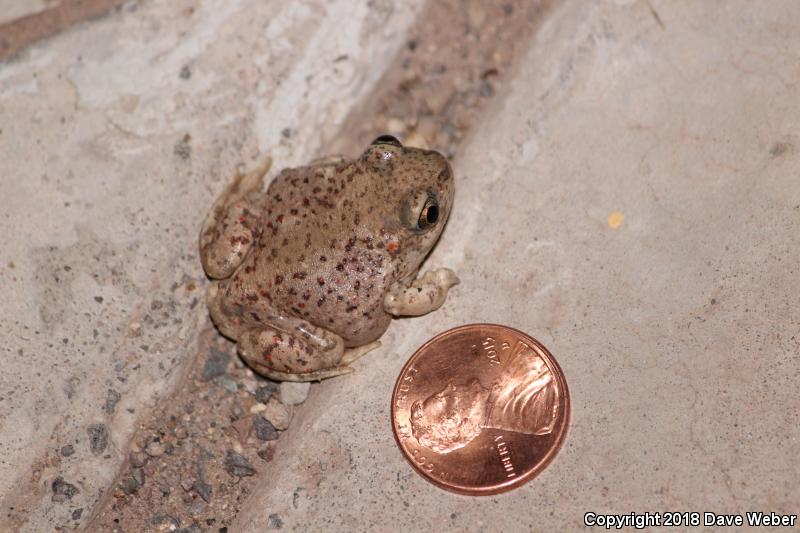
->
[85,1,549,530]
[234,1,800,531]
[0,0,425,530]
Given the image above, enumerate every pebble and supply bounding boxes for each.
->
[145,441,166,457]
[257,445,275,463]
[404,130,429,150]
[224,450,256,477]
[180,477,195,492]
[174,426,188,439]
[255,383,277,404]
[131,467,145,487]
[120,476,140,495]
[262,398,291,430]
[253,416,278,441]
[215,375,238,393]
[71,508,83,520]
[200,347,229,382]
[188,499,206,517]
[51,477,79,503]
[130,451,147,468]
[386,117,405,135]
[249,403,266,414]
[279,381,310,406]
[104,388,122,414]
[87,424,109,455]
[60,444,75,457]
[194,481,213,503]
[269,513,284,529]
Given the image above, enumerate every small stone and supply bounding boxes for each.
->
[200,348,229,381]
[131,467,145,487]
[180,477,195,492]
[214,375,238,393]
[224,450,256,477]
[262,398,291,430]
[104,388,121,414]
[179,65,191,79]
[71,508,83,520]
[255,383,277,404]
[175,426,188,439]
[120,475,140,495]
[151,514,180,528]
[386,117,405,135]
[253,416,278,441]
[257,445,275,463]
[404,130,429,150]
[268,513,284,529]
[188,499,206,516]
[231,416,253,442]
[129,322,143,336]
[143,461,156,477]
[60,444,75,457]
[249,403,266,414]
[145,441,166,457]
[279,381,310,406]
[87,424,108,455]
[174,134,192,160]
[194,481,212,503]
[230,403,243,420]
[130,451,147,468]
[51,477,79,503]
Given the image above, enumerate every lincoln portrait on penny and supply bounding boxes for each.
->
[409,344,559,454]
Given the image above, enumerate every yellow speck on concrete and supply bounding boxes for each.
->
[607,211,624,229]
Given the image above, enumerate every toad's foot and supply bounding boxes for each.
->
[383,268,460,317]
[341,341,381,365]
[199,158,271,279]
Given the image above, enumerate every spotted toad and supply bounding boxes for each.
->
[199,136,458,381]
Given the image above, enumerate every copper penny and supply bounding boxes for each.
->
[391,324,570,495]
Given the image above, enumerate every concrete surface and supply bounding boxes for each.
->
[0,1,49,25]
[233,1,800,531]
[0,0,423,529]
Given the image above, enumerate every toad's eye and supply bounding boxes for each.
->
[370,134,402,148]
[402,190,440,232]
[418,197,439,230]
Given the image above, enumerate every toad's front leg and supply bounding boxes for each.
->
[199,159,271,279]
[383,268,459,317]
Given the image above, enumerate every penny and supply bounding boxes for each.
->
[391,324,570,495]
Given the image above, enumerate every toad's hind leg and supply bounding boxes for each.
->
[199,158,271,279]
[238,323,382,381]
[238,323,363,382]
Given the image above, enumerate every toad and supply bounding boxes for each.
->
[199,136,458,381]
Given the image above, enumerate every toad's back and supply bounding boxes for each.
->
[217,162,396,346]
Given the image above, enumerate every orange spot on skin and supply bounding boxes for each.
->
[386,239,400,255]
